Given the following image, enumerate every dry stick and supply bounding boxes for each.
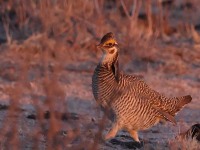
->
[2,14,12,44]
[131,0,142,40]
[32,97,45,150]
[131,0,141,24]
[47,80,65,149]
[120,0,132,20]
[157,0,165,38]
[17,0,26,29]
[93,0,101,16]
[39,0,52,31]
[64,0,73,17]
[30,40,49,149]
[145,0,153,37]
[45,86,58,150]
[93,0,105,35]
[191,24,200,43]
[42,46,56,150]
[120,0,142,37]
[30,41,46,149]
[91,112,108,150]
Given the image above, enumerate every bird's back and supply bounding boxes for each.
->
[109,74,192,129]
[122,77,192,116]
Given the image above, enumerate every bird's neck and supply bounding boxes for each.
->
[100,52,118,70]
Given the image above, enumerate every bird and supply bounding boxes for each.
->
[92,32,192,143]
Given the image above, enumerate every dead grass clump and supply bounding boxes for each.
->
[169,137,200,150]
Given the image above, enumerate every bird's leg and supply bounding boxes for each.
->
[104,123,119,140]
[127,129,140,143]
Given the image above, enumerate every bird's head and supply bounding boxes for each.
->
[97,32,119,56]
[97,32,120,82]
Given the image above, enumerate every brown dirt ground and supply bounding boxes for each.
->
[0,0,200,149]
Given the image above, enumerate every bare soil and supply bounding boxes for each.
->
[0,0,200,149]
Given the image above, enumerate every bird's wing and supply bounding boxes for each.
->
[123,75,163,106]
[134,80,192,116]
[129,79,177,124]
[150,103,177,124]
[107,82,177,124]
[118,76,177,124]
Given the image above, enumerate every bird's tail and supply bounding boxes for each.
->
[171,95,192,116]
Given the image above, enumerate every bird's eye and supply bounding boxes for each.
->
[108,43,113,46]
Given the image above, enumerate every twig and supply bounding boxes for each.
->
[120,0,131,20]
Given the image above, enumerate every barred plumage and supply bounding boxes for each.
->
[92,32,192,142]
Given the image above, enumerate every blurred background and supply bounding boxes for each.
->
[0,0,199,149]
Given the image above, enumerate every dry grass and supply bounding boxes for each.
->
[0,0,200,149]
[169,137,200,150]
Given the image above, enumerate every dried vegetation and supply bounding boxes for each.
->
[0,0,199,149]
